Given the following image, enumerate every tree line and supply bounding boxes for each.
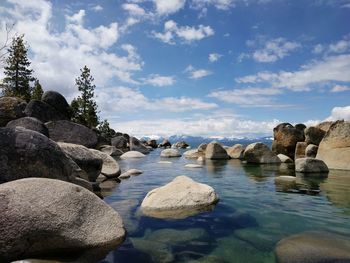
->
[1,34,113,134]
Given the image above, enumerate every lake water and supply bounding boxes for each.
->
[99,148,350,263]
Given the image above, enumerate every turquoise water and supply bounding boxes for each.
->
[100,149,350,263]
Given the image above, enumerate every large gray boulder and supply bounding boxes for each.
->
[304,126,326,146]
[227,144,245,159]
[46,120,98,148]
[305,144,318,158]
[277,154,293,163]
[41,90,71,119]
[0,178,125,262]
[89,149,121,179]
[111,135,129,151]
[183,149,203,159]
[25,100,68,123]
[295,157,329,174]
[295,141,307,160]
[243,142,281,163]
[130,136,149,154]
[205,142,230,160]
[6,117,49,137]
[0,127,82,184]
[275,231,350,263]
[160,149,181,158]
[58,142,102,182]
[100,145,124,156]
[141,175,219,219]
[316,120,350,170]
[272,123,305,159]
[0,97,26,126]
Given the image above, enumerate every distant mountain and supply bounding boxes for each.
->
[141,135,273,148]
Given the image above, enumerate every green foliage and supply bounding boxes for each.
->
[31,79,43,100]
[2,34,34,101]
[71,66,99,128]
[97,119,116,138]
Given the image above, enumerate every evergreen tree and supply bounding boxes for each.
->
[2,34,34,101]
[71,66,99,128]
[97,119,116,139]
[31,79,43,100]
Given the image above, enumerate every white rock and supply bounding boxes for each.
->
[120,151,145,159]
[160,149,181,158]
[185,164,203,168]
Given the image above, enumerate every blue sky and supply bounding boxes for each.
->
[0,0,349,138]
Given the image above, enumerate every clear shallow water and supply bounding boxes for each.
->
[100,149,350,263]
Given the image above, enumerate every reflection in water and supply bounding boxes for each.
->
[205,159,228,175]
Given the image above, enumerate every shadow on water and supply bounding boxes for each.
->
[106,203,258,263]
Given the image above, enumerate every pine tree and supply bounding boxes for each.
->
[31,79,44,100]
[2,34,34,101]
[71,66,99,128]
[97,119,116,139]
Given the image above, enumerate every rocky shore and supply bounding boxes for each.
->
[1,91,350,262]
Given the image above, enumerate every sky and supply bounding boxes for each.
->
[0,0,349,138]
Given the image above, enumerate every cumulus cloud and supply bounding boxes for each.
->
[235,54,350,92]
[185,65,212,79]
[122,3,146,16]
[326,106,350,121]
[0,0,143,100]
[209,53,222,62]
[154,0,186,15]
[143,74,175,87]
[312,37,350,55]
[91,5,103,12]
[152,20,214,44]
[330,85,350,92]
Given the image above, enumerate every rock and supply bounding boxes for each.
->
[305,144,318,158]
[183,149,203,158]
[46,120,98,148]
[275,231,350,263]
[160,149,181,158]
[130,136,149,154]
[295,158,329,174]
[197,156,205,163]
[277,154,293,163]
[316,120,350,170]
[272,123,305,159]
[316,121,333,132]
[275,175,296,184]
[185,164,203,168]
[58,142,103,182]
[0,127,83,184]
[100,145,124,156]
[159,139,171,148]
[120,151,145,159]
[145,139,158,148]
[89,149,121,179]
[243,142,281,163]
[111,135,129,151]
[119,172,131,179]
[205,142,230,160]
[0,178,125,262]
[6,117,49,137]
[158,161,172,164]
[227,144,245,159]
[172,141,189,149]
[41,90,71,119]
[295,142,307,160]
[25,100,68,123]
[304,126,326,146]
[295,123,307,131]
[0,97,27,126]
[141,175,219,219]
[126,168,143,175]
[197,143,207,153]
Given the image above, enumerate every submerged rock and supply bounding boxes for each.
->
[160,148,181,158]
[120,151,145,159]
[243,142,281,164]
[295,158,329,174]
[185,164,203,168]
[275,231,350,263]
[0,97,27,127]
[6,116,49,137]
[316,120,350,170]
[46,120,98,148]
[0,178,125,262]
[141,175,219,219]
[205,142,230,160]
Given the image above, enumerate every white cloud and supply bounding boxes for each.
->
[251,37,301,63]
[329,39,350,53]
[143,74,175,86]
[185,65,212,79]
[235,54,350,92]
[330,85,350,92]
[191,0,236,11]
[122,3,146,16]
[153,0,186,15]
[152,20,214,44]
[209,53,222,62]
[92,5,103,12]
[312,44,324,54]
[0,0,143,99]
[208,87,285,107]
[326,106,350,121]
